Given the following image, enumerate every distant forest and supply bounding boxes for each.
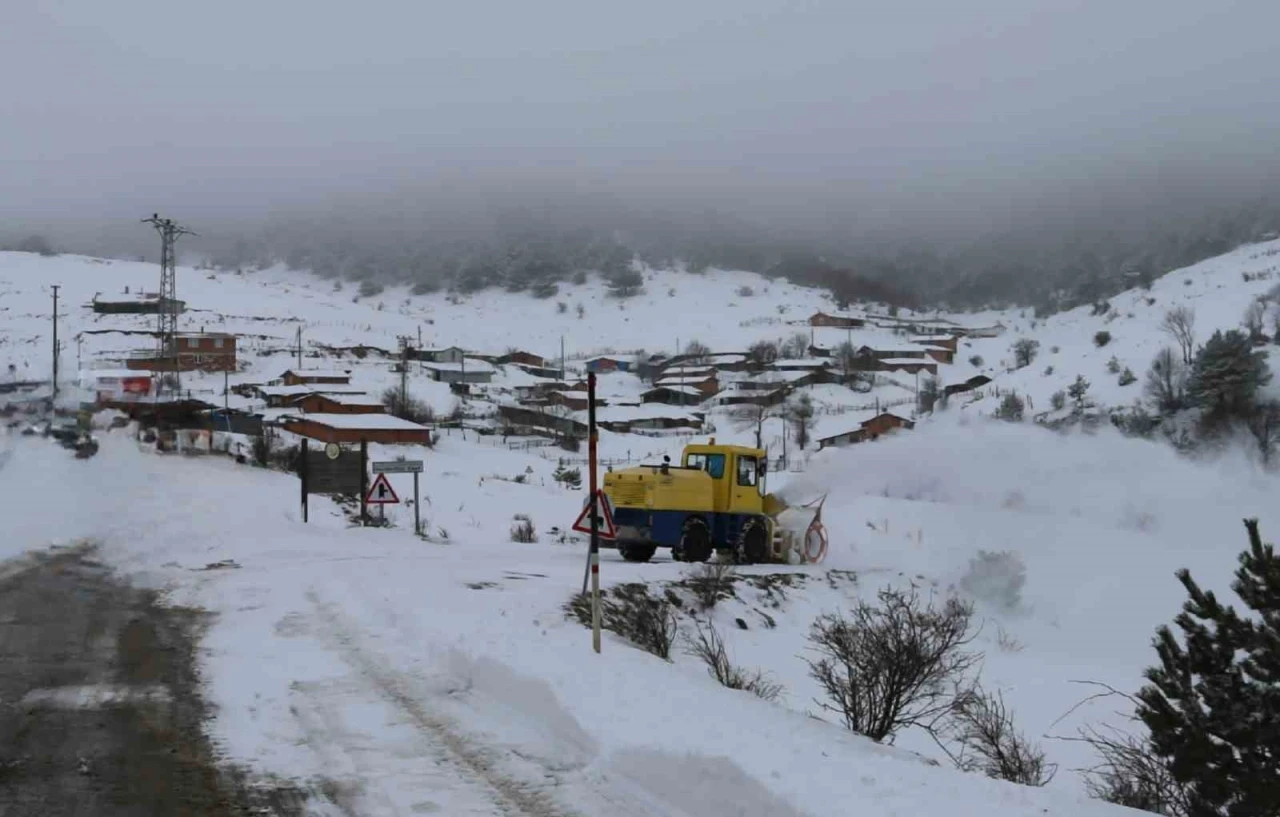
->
[12,195,1280,317]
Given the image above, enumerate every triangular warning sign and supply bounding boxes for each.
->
[572,489,617,540]
[365,473,400,505]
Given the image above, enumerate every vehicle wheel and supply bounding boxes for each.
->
[618,542,657,563]
[735,518,770,565]
[674,518,713,563]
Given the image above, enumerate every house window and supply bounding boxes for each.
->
[737,456,758,487]
[214,337,224,348]
[187,337,198,348]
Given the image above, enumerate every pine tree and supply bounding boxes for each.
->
[1068,375,1090,411]
[1187,330,1271,423]
[1136,519,1280,817]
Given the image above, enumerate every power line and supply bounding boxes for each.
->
[142,214,196,400]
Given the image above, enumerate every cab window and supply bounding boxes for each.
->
[684,452,726,479]
[737,456,758,487]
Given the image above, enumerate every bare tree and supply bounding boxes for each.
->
[806,587,979,743]
[732,402,773,448]
[747,339,780,368]
[1243,299,1268,341]
[787,393,815,450]
[685,620,784,702]
[780,332,810,359]
[1144,347,1187,414]
[946,688,1056,786]
[1011,338,1040,369]
[684,339,712,364]
[1161,306,1196,365]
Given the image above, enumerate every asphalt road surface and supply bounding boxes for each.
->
[0,543,306,817]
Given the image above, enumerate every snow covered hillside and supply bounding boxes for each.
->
[952,239,1280,419]
[2,243,1279,815]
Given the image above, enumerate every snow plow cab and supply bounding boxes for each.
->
[602,440,826,564]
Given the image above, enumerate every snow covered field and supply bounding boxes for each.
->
[2,411,1275,815]
[2,241,1280,814]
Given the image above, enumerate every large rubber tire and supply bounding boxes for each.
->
[735,518,771,565]
[618,542,657,563]
[673,518,713,563]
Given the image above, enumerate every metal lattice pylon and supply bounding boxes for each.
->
[142,214,195,399]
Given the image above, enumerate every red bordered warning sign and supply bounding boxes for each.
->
[365,473,400,505]
[572,489,617,540]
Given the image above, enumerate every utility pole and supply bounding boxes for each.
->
[398,336,411,410]
[560,335,565,380]
[51,285,60,406]
[296,325,303,369]
[142,214,196,400]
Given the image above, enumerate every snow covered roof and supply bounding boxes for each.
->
[282,368,351,379]
[574,404,701,423]
[770,358,831,369]
[257,384,317,397]
[283,413,429,430]
[880,357,936,365]
[645,385,702,396]
[655,379,716,389]
[316,394,385,408]
[421,360,496,374]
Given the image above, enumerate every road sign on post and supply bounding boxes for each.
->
[587,372,601,654]
[372,460,425,536]
[572,490,617,539]
[365,473,400,504]
[371,460,423,474]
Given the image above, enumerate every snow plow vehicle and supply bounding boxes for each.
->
[602,439,827,564]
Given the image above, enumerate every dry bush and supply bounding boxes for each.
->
[686,561,737,610]
[510,514,537,543]
[685,620,783,702]
[1078,726,1190,816]
[949,688,1055,786]
[806,587,980,742]
[565,584,679,660]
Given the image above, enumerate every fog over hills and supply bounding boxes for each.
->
[6,1,1280,310]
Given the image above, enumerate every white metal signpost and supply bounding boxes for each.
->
[370,460,424,534]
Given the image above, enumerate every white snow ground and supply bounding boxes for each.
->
[3,242,1279,815]
[4,414,1276,816]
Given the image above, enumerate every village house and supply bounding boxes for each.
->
[641,385,704,406]
[910,335,960,353]
[546,390,591,411]
[770,358,832,372]
[944,374,993,398]
[411,346,467,364]
[420,359,495,385]
[280,368,352,386]
[255,384,367,408]
[808,311,865,328]
[280,413,432,446]
[494,350,547,368]
[291,393,386,415]
[584,356,631,374]
[578,404,705,434]
[497,404,589,438]
[125,332,238,373]
[817,413,915,449]
[653,372,719,398]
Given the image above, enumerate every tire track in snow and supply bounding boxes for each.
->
[304,590,584,817]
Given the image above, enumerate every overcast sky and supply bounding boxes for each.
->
[4,0,1280,239]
